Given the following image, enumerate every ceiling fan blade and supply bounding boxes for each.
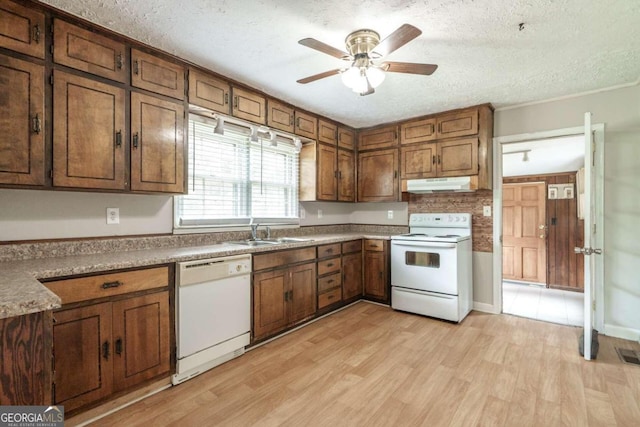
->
[298,38,350,59]
[374,24,422,57]
[297,69,342,84]
[381,62,438,75]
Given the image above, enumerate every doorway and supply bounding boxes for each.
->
[499,135,585,326]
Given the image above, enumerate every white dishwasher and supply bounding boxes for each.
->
[172,254,251,385]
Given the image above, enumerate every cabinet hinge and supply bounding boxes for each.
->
[50,45,54,55]
[50,74,54,85]
[49,170,53,179]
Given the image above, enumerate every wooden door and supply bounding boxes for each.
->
[112,292,170,392]
[295,111,317,140]
[400,118,437,145]
[318,119,338,145]
[188,68,230,114]
[357,149,398,202]
[232,87,266,124]
[53,71,126,189]
[342,252,362,300]
[338,126,355,150]
[436,109,478,139]
[253,269,289,341]
[131,49,185,100]
[0,0,45,58]
[266,99,294,133]
[53,19,126,83]
[503,182,547,283]
[436,137,478,177]
[400,143,436,179]
[289,262,317,324]
[130,92,184,193]
[337,149,355,202]
[317,143,337,201]
[359,125,398,150]
[52,303,113,413]
[364,250,387,300]
[0,55,45,185]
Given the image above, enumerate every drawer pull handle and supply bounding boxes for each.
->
[327,279,334,284]
[327,295,334,300]
[115,338,123,355]
[102,341,110,360]
[102,280,122,289]
[327,263,334,267]
[326,248,333,254]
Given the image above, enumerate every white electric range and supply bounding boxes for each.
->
[391,213,473,322]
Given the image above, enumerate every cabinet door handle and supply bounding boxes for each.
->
[32,114,41,134]
[33,24,41,44]
[394,170,398,179]
[132,132,139,149]
[233,96,238,109]
[115,130,122,147]
[432,155,436,165]
[334,171,338,179]
[133,60,139,75]
[437,155,441,165]
[290,116,294,126]
[101,280,122,289]
[289,290,293,300]
[116,53,123,70]
[102,341,110,360]
[115,338,123,355]
[284,290,289,302]
[224,93,229,105]
[296,117,300,128]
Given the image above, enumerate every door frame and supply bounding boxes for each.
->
[492,124,605,331]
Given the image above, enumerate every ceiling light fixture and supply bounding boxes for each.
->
[504,149,531,162]
[250,126,259,142]
[213,116,225,135]
[269,131,278,147]
[340,54,385,95]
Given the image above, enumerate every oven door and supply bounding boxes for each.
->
[391,239,460,295]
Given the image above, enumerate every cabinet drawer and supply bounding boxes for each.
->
[342,240,362,254]
[253,247,316,271]
[132,49,185,100]
[318,273,341,293]
[364,239,385,252]
[317,257,341,276]
[317,243,341,259]
[53,19,127,83]
[44,266,169,304]
[318,287,341,309]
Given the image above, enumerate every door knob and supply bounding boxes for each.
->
[539,234,545,239]
[538,224,546,229]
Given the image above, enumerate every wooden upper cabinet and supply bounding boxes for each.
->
[266,99,294,133]
[53,19,127,83]
[359,125,398,150]
[53,71,126,190]
[318,119,338,145]
[0,0,45,58]
[401,118,437,145]
[316,143,338,201]
[401,143,436,179]
[357,148,399,202]
[337,148,355,202]
[132,49,185,100]
[436,109,478,139]
[0,55,45,185]
[338,126,355,150]
[232,86,266,124]
[295,111,317,140]
[188,68,230,114]
[130,92,185,193]
[437,137,478,177]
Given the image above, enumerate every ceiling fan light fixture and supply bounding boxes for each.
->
[341,65,385,94]
[366,66,385,88]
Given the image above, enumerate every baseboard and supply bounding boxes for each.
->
[604,323,640,342]
[473,301,498,314]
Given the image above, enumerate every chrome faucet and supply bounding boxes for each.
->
[250,222,260,240]
[265,226,271,239]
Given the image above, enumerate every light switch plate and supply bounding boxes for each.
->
[387,210,394,219]
[483,206,491,217]
[106,207,120,224]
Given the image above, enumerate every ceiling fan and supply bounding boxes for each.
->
[297,24,438,96]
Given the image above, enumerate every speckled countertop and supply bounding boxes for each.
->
[0,233,394,320]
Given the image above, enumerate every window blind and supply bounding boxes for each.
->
[175,114,299,228]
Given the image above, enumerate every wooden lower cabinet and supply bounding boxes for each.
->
[253,261,317,341]
[342,251,362,300]
[363,240,389,303]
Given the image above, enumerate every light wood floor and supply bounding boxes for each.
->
[86,302,640,426]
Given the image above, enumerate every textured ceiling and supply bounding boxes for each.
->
[41,0,640,128]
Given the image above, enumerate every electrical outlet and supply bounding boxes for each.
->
[106,207,119,224]
[483,206,491,217]
[317,209,323,219]
[387,210,394,219]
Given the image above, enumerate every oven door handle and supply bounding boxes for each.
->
[391,240,457,249]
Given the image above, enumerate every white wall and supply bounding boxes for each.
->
[495,83,640,340]
[0,189,173,241]
[299,201,408,227]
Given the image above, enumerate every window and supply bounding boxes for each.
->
[175,114,299,229]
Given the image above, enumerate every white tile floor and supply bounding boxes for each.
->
[502,281,584,326]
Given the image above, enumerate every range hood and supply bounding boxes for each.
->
[406,176,474,193]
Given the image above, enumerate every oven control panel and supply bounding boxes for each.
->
[409,213,471,228]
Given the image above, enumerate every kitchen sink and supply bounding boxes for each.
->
[273,237,314,243]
